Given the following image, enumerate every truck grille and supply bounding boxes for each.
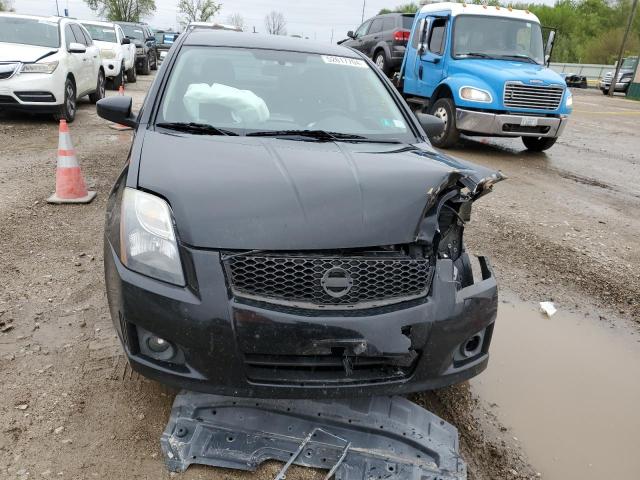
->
[503,82,564,110]
[223,253,432,310]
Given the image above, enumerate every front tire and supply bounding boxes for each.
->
[126,63,137,83]
[522,136,557,152]
[54,78,77,123]
[89,70,105,104]
[141,55,151,75]
[428,97,460,148]
[150,51,158,71]
[112,64,124,90]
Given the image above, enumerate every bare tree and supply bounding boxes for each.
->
[178,0,221,26]
[85,0,156,22]
[264,11,286,35]
[228,13,245,31]
[0,0,14,12]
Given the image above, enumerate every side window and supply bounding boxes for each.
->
[64,25,77,49]
[411,18,426,49]
[354,20,371,38]
[428,18,447,55]
[70,24,88,46]
[382,17,395,32]
[369,18,384,35]
[79,25,93,46]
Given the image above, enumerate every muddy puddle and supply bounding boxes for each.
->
[471,293,640,480]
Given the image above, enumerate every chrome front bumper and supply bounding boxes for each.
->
[456,108,567,138]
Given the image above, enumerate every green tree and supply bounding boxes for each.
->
[379,3,420,14]
[0,0,14,11]
[85,0,156,22]
[178,0,222,27]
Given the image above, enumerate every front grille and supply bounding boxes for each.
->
[0,62,19,80]
[223,253,432,310]
[0,95,18,105]
[244,353,417,385]
[503,82,564,110]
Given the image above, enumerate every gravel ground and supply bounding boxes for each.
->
[0,76,638,480]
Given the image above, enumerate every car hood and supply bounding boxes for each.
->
[0,43,59,62]
[453,58,566,86]
[138,132,503,250]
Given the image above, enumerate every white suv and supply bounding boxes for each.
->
[0,13,105,122]
[81,20,137,89]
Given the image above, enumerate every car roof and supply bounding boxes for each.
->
[80,20,118,28]
[419,2,540,23]
[0,12,63,23]
[184,30,361,58]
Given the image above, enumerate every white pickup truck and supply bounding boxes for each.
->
[81,21,136,89]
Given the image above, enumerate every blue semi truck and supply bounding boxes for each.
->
[396,2,572,151]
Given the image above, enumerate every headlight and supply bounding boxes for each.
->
[100,48,116,59]
[621,76,631,83]
[20,61,59,74]
[566,92,573,108]
[459,86,492,103]
[120,188,185,286]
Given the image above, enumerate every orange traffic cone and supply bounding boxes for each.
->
[47,120,96,204]
[109,85,133,131]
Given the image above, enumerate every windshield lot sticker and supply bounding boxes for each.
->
[321,56,367,68]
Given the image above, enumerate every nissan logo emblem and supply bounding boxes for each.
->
[321,267,353,298]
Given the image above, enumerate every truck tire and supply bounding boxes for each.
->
[151,51,158,71]
[522,136,557,152]
[126,64,137,83]
[428,97,460,148]
[112,63,124,90]
[374,50,391,76]
[141,55,151,75]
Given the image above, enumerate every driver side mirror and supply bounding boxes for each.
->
[121,37,131,45]
[416,113,445,138]
[97,96,138,128]
[347,30,355,39]
[68,42,87,54]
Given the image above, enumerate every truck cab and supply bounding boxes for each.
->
[399,2,572,151]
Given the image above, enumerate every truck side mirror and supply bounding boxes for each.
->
[347,30,355,39]
[416,113,445,138]
[544,30,556,66]
[121,37,131,45]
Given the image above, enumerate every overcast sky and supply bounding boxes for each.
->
[11,0,419,42]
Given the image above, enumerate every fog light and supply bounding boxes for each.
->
[147,336,170,353]
[460,334,483,358]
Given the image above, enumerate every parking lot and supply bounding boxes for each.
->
[1,73,639,480]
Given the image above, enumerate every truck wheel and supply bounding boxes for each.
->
[54,78,77,123]
[151,51,158,71]
[374,51,391,76]
[522,136,557,152]
[89,69,105,104]
[112,64,124,90]
[601,88,609,95]
[428,97,460,148]
[141,55,151,75]
[126,64,137,83]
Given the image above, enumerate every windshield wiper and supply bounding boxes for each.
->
[498,54,540,64]
[247,129,401,143]
[458,52,494,59]
[156,122,238,136]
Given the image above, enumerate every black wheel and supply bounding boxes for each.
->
[150,51,158,71]
[141,55,151,75]
[427,97,460,148]
[112,64,124,89]
[126,63,137,83]
[601,88,609,95]
[373,50,391,76]
[522,136,557,152]
[54,78,77,123]
[89,69,105,104]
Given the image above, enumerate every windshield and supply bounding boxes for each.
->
[158,47,415,142]
[621,58,638,70]
[120,24,144,40]
[0,16,60,48]
[453,15,544,64]
[82,23,116,43]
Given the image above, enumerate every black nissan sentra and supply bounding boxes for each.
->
[97,29,504,398]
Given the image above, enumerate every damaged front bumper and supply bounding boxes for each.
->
[106,240,498,398]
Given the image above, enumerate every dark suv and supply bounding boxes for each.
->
[341,13,415,75]
[116,22,158,74]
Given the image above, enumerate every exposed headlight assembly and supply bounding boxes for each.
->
[21,61,59,74]
[100,48,116,59]
[120,188,185,286]
[566,91,573,108]
[459,86,492,103]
